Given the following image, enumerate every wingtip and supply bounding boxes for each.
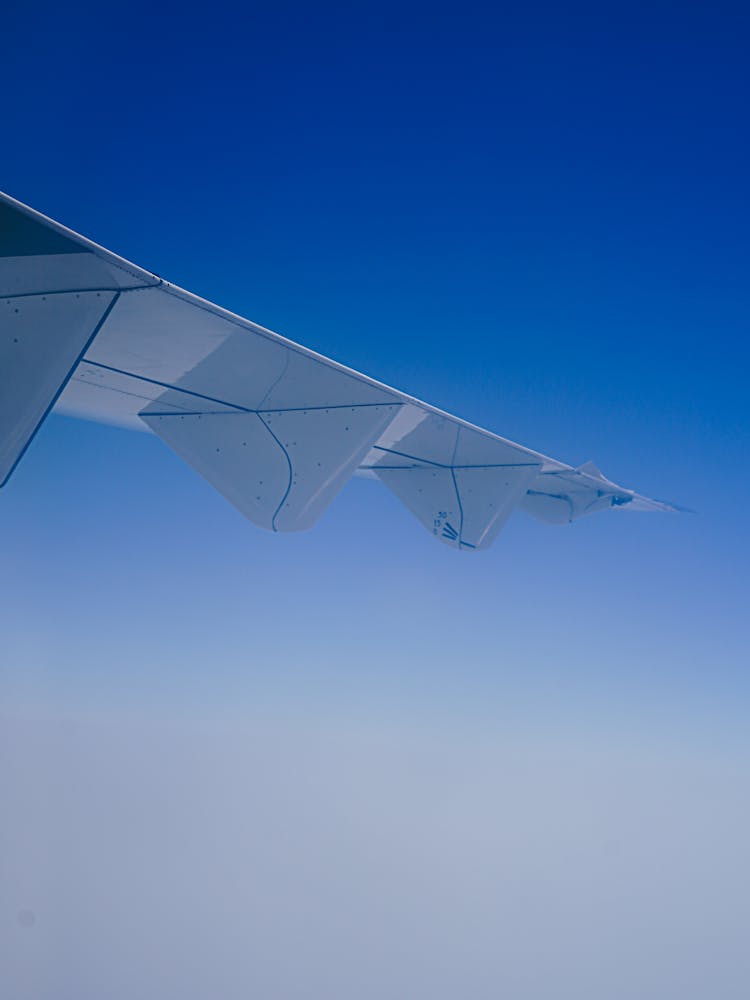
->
[627,494,692,515]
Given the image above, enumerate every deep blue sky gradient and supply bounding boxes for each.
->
[2,4,749,997]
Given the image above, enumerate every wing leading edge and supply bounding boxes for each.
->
[0,192,679,550]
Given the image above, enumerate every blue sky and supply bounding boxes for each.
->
[2,3,749,997]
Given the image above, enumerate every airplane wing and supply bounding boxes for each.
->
[0,191,679,550]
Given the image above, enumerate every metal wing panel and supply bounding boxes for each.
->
[453,465,543,549]
[256,348,397,410]
[376,468,463,547]
[258,404,401,531]
[84,288,289,409]
[141,412,292,530]
[61,362,237,431]
[0,252,149,297]
[377,462,541,550]
[361,409,548,472]
[0,291,118,485]
[82,287,399,418]
[143,403,401,532]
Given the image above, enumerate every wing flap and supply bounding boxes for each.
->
[0,290,119,485]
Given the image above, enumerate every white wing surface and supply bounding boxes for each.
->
[0,192,679,550]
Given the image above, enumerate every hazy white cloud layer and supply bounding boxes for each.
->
[3,711,749,1000]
